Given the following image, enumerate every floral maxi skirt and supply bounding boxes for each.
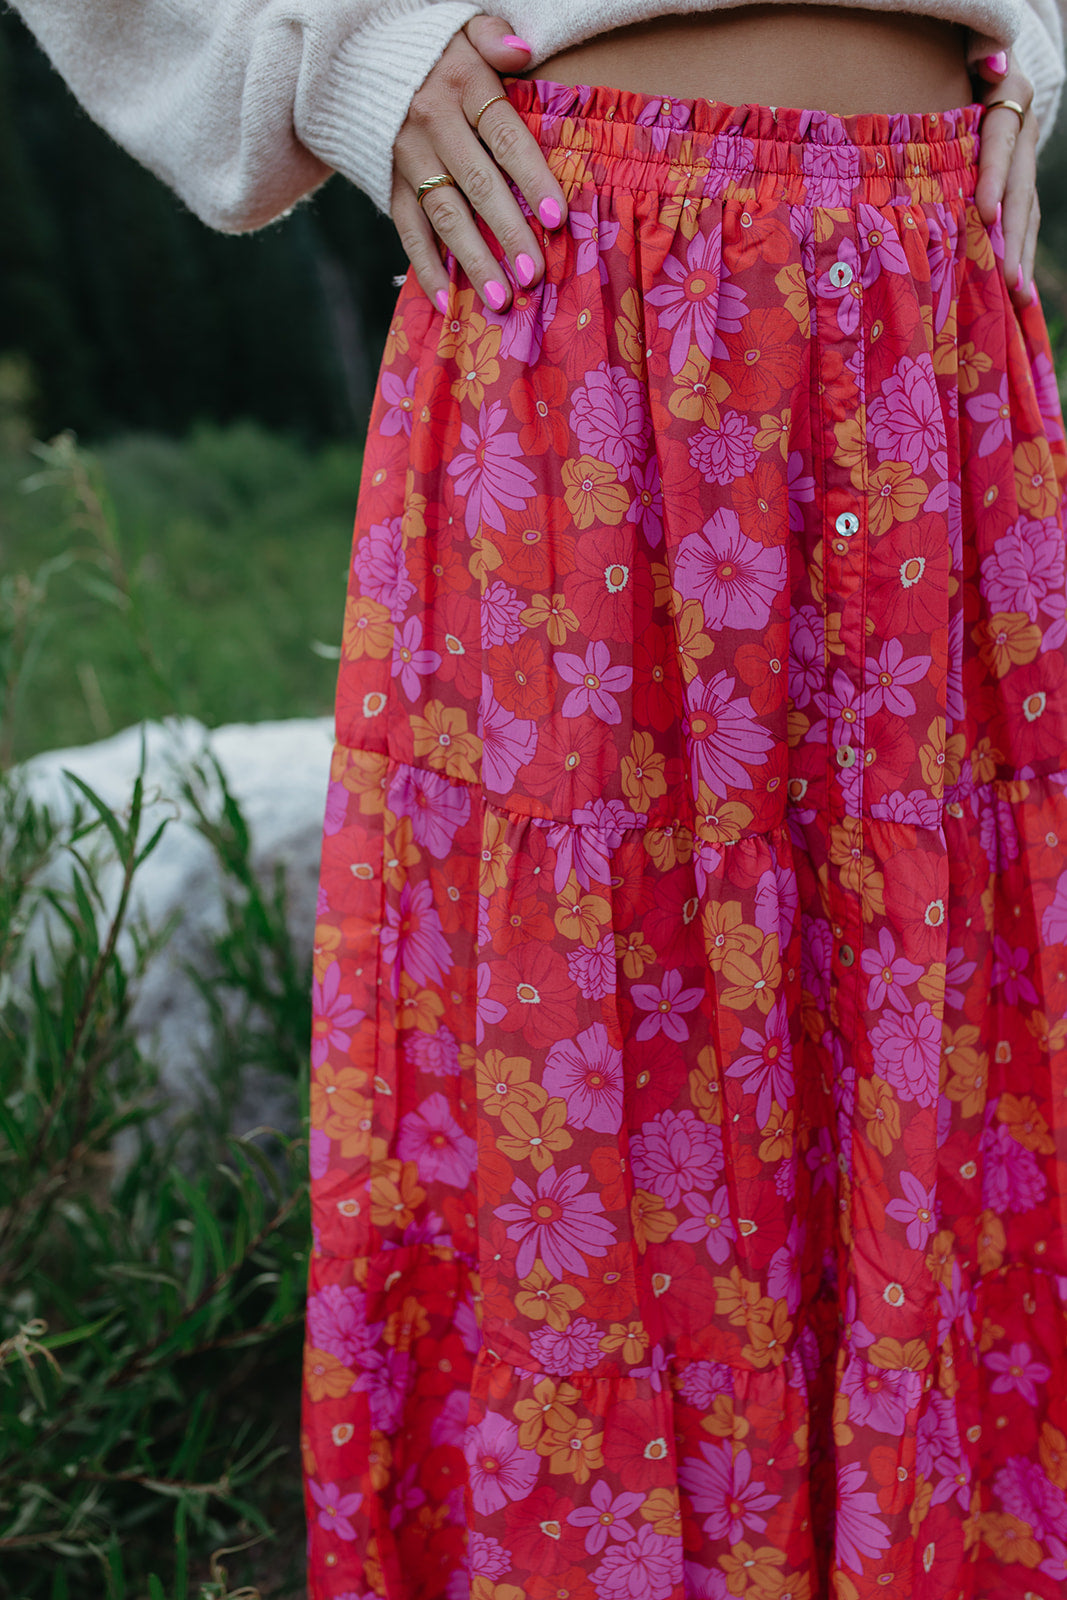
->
[303,80,1067,1600]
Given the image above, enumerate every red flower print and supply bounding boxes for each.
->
[489,493,577,591]
[879,842,949,964]
[510,366,570,455]
[868,516,950,634]
[489,634,553,718]
[487,941,579,1049]
[723,307,804,410]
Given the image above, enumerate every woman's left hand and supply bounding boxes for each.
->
[969,41,1038,304]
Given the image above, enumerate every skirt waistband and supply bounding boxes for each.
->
[505,77,982,205]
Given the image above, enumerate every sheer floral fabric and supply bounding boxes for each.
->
[303,81,1067,1599]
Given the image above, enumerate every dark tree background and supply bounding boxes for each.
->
[1,4,1065,447]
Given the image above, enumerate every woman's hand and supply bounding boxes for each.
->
[970,41,1039,304]
[391,17,567,313]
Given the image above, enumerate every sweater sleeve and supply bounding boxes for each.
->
[1012,0,1066,148]
[7,0,484,228]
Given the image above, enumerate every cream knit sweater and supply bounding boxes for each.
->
[9,0,1065,226]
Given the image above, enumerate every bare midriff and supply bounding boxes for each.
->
[527,6,975,116]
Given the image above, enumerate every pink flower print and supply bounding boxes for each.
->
[568,206,621,279]
[673,507,786,629]
[356,1343,413,1433]
[629,456,664,548]
[860,927,923,1011]
[309,1125,329,1180]
[980,1122,1047,1214]
[943,945,977,1010]
[495,1163,615,1277]
[543,1022,624,1133]
[567,1481,644,1555]
[568,935,617,1002]
[839,1357,920,1433]
[865,638,930,717]
[683,671,775,794]
[405,1024,461,1077]
[815,667,864,747]
[678,1361,733,1408]
[800,917,833,1013]
[529,1316,603,1375]
[636,92,693,143]
[307,1283,370,1367]
[787,448,816,531]
[555,639,633,725]
[871,788,942,828]
[1041,1539,1067,1585]
[835,1462,892,1572]
[448,399,537,537]
[884,1170,938,1250]
[767,1218,802,1311]
[688,411,758,485]
[679,1441,776,1542]
[486,275,558,363]
[981,514,1064,621]
[387,764,471,859]
[1033,349,1067,444]
[570,363,650,478]
[392,615,442,700]
[645,227,744,373]
[984,1342,1053,1407]
[789,604,825,708]
[468,1529,511,1581]
[480,681,537,793]
[857,203,910,283]
[323,778,347,836]
[801,129,861,207]
[379,367,417,436]
[547,803,630,896]
[476,959,507,1045]
[308,1479,363,1540]
[591,1520,681,1600]
[817,238,862,335]
[725,1000,794,1124]
[481,579,526,647]
[630,1108,724,1206]
[311,965,366,1067]
[991,935,1040,1006]
[674,1184,737,1262]
[965,374,1013,459]
[464,1413,540,1515]
[360,517,415,622]
[994,1456,1067,1541]
[630,1342,670,1392]
[631,967,707,1043]
[869,1002,940,1106]
[1042,867,1067,946]
[868,355,946,475]
[397,1092,477,1188]
[381,878,451,995]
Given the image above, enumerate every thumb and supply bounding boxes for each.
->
[967,32,1010,82]
[463,15,534,70]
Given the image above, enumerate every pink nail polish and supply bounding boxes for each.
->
[483,279,507,310]
[1029,277,1038,303]
[1015,265,1026,293]
[435,289,449,314]
[539,196,562,229]
[502,34,532,50]
[983,50,1008,75]
[994,201,1002,229]
[515,253,536,286]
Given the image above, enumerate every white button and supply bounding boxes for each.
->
[836,745,856,768]
[829,260,854,289]
[835,512,860,537]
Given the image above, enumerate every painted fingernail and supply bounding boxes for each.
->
[515,253,536,286]
[994,201,1002,229]
[435,289,449,314]
[1015,265,1026,293]
[1029,278,1038,302]
[539,196,562,228]
[983,51,1008,75]
[483,278,507,310]
[502,34,532,50]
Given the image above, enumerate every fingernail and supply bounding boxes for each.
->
[502,34,532,50]
[483,279,507,310]
[435,289,449,314]
[994,201,1002,229]
[539,196,562,229]
[983,51,1008,75]
[515,253,536,286]
[1029,277,1038,303]
[1015,265,1026,293]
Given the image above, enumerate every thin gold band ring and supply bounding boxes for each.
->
[472,93,509,132]
[984,98,1027,128]
[415,174,457,208]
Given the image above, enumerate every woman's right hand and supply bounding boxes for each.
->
[390,18,568,314]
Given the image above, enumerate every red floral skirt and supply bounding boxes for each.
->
[303,79,1067,1600]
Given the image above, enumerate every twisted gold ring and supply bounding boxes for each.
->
[416,173,457,208]
[984,97,1027,129]
[472,93,509,132]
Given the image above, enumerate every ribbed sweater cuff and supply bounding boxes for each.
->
[1010,5,1065,151]
[300,1,485,215]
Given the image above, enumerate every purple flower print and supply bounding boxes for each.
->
[815,668,864,748]
[683,671,775,794]
[309,1125,330,1180]
[479,678,537,794]
[801,127,861,207]
[980,1122,1047,1214]
[683,1566,731,1600]
[943,945,978,1010]
[679,1441,776,1542]
[688,411,758,485]
[529,1317,603,1375]
[1033,349,1067,444]
[381,878,451,994]
[755,859,799,952]
[546,801,630,895]
[430,1386,471,1449]
[568,204,621,280]
[787,449,816,531]
[482,579,526,647]
[570,362,650,477]
[629,456,664,548]
[645,227,745,374]
[387,765,471,860]
[359,517,415,623]
[816,237,862,335]
[307,1283,371,1368]
[839,1356,920,1433]
[868,355,947,476]
[869,1002,940,1106]
[857,202,910,282]
[981,514,1064,621]
[468,1529,512,1581]
[631,1342,670,1392]
[789,604,825,708]
[725,999,795,1124]
[543,1022,624,1133]
[1042,1540,1067,1585]
[678,1361,734,1409]
[356,1344,413,1434]
[311,966,366,1068]
[567,1480,644,1555]
[591,1520,682,1600]
[994,1456,1067,1541]
[392,615,441,700]
[860,927,923,1011]
[801,917,833,1013]
[884,1170,938,1250]
[767,1218,802,1311]
[307,1479,363,1540]
[464,1413,539,1515]
[835,1462,891,1572]
[630,1108,724,1206]
[568,936,617,1002]
[397,1092,476,1188]
[448,399,537,538]
[673,507,786,629]
[871,788,942,828]
[379,367,417,436]
[965,373,1012,459]
[864,638,930,718]
[1042,867,1067,945]
[984,1342,1053,1406]
[486,274,558,363]
[495,1164,615,1278]
[322,778,347,836]
[555,639,633,725]
[476,960,507,1045]
[674,1184,737,1262]
[631,968,707,1044]
[991,935,1040,1006]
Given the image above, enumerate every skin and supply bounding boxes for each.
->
[389,8,1039,315]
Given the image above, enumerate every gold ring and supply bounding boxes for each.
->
[984,97,1027,128]
[415,173,457,208]
[473,93,509,132]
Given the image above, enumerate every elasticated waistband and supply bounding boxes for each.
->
[505,76,982,206]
